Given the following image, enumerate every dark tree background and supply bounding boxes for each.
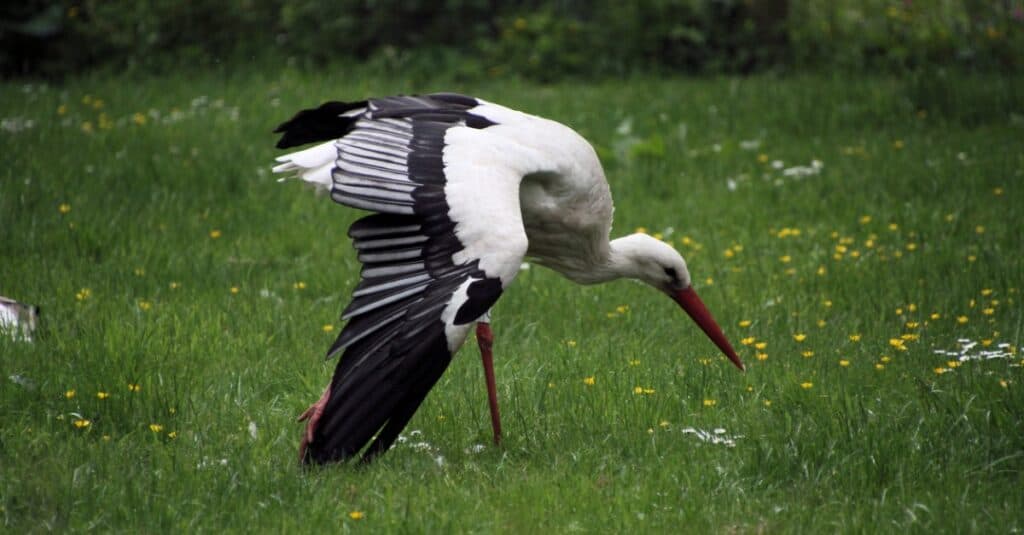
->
[2,0,1021,78]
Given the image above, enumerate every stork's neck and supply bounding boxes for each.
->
[555,234,641,285]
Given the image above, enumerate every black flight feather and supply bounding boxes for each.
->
[274,100,366,149]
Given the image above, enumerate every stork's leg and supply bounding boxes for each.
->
[476,320,502,445]
[297,384,330,462]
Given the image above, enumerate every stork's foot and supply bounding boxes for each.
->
[297,385,331,462]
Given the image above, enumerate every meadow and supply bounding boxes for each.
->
[1,68,1022,532]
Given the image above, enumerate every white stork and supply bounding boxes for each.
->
[272,93,744,464]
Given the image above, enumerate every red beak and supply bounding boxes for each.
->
[673,287,745,371]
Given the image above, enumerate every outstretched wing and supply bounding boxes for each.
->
[274,93,537,463]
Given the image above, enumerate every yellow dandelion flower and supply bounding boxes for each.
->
[65,389,76,399]
[169,281,181,290]
[723,248,735,259]
[168,431,178,439]
[779,255,791,263]
[628,359,640,366]
[741,337,756,346]
[888,339,907,351]
[127,383,141,392]
[643,388,655,395]
[132,112,147,126]
[75,288,92,301]
[757,153,769,163]
[816,319,826,328]
[975,225,985,234]
[738,320,752,328]
[981,288,994,296]
[800,382,813,389]
[230,286,240,294]
[81,121,94,134]
[635,226,647,234]
[993,187,1004,196]
[322,324,334,332]
[875,363,885,370]
[209,229,222,239]
[905,321,919,329]
[73,418,91,428]
[756,352,768,361]
[634,386,643,395]
[583,376,595,386]
[349,511,365,520]
[755,342,767,350]
[137,300,152,311]
[793,333,806,342]
[149,423,163,433]
[616,305,629,314]
[705,277,714,286]
[293,281,307,290]
[703,399,717,407]
[934,367,948,375]
[930,312,941,320]
[565,339,577,348]
[823,300,833,308]
[763,399,772,407]
[659,420,670,428]
[96,391,109,400]
[839,359,850,367]
[880,355,892,363]
[892,139,904,149]
[858,215,872,224]
[816,265,827,276]
[982,308,994,316]
[802,350,814,358]
[999,379,1008,388]
[981,339,992,347]
[59,203,71,214]
[957,316,968,324]
[901,333,919,341]
[849,334,862,342]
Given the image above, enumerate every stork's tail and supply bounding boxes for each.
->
[271,100,367,192]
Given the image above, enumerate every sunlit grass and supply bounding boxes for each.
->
[1,68,1022,532]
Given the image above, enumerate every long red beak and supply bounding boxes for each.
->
[673,287,745,371]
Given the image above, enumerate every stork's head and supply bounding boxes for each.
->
[610,233,744,371]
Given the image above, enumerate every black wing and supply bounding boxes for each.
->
[275,94,527,463]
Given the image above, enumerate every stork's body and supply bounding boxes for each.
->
[273,93,743,464]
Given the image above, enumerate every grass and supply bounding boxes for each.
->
[2,67,1022,532]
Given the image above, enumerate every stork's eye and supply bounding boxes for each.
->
[663,267,678,281]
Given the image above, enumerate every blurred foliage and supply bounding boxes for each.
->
[1,0,1022,78]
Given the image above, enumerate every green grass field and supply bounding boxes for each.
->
[2,69,1022,532]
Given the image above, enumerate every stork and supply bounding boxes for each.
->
[272,93,744,464]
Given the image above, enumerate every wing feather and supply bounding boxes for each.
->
[274,94,537,463]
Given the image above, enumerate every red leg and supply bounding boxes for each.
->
[297,385,331,461]
[477,322,502,445]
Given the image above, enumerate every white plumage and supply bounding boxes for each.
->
[272,93,743,464]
